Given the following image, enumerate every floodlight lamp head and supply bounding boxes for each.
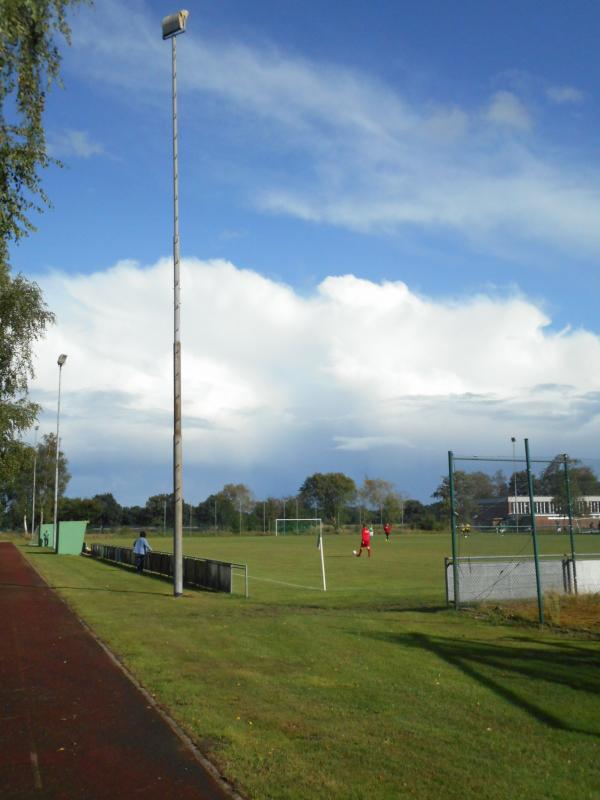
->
[511,436,516,443]
[162,9,189,39]
[57,354,67,367]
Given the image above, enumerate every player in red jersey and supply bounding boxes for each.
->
[354,525,371,558]
[383,522,392,542]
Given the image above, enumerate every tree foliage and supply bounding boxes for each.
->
[1,0,85,255]
[360,477,404,524]
[535,456,600,515]
[298,472,356,526]
[221,483,254,513]
[1,1,85,455]
[32,432,69,522]
[0,432,69,529]
[0,268,54,450]
[432,470,505,522]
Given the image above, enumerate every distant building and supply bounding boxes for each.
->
[474,496,600,529]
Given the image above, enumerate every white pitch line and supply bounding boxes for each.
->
[250,575,321,591]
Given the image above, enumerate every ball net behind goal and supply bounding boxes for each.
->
[275,518,322,536]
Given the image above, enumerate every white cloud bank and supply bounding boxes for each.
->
[31,258,600,500]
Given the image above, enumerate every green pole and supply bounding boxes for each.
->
[525,438,544,625]
[448,451,460,609]
[563,454,577,594]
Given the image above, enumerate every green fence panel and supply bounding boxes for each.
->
[56,520,88,555]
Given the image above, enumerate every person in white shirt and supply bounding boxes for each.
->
[132,531,152,573]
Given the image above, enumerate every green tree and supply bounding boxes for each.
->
[403,499,425,527]
[261,497,282,534]
[34,432,70,525]
[222,483,254,513]
[382,492,403,525]
[0,268,54,463]
[432,470,496,523]
[507,469,532,497]
[121,504,150,527]
[298,472,356,528]
[0,432,69,529]
[1,1,85,457]
[221,484,254,533]
[360,477,404,524]
[145,494,172,529]
[0,440,33,529]
[537,455,600,516]
[490,469,508,497]
[194,494,219,529]
[92,493,122,529]
[60,496,101,523]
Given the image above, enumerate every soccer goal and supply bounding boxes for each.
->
[275,518,322,536]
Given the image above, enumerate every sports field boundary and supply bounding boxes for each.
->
[249,574,323,591]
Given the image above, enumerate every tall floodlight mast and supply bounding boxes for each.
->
[162,9,189,597]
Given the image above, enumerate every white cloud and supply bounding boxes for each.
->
[48,129,105,159]
[486,91,533,131]
[64,1,600,261]
[31,258,600,500]
[546,85,584,105]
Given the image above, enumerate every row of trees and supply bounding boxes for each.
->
[3,443,600,532]
[0,453,418,531]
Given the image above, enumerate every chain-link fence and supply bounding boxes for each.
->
[446,441,600,623]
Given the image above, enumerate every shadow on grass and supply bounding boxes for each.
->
[501,635,600,652]
[368,630,600,738]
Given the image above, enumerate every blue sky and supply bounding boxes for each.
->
[13,0,600,505]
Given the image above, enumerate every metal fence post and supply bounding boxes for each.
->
[563,453,577,594]
[448,451,460,609]
[525,438,544,625]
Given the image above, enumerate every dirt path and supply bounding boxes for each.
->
[0,542,239,800]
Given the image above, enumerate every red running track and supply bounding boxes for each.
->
[0,542,238,800]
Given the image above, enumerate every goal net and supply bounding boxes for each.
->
[275,518,322,536]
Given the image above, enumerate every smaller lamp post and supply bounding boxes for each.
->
[53,355,67,548]
[31,425,39,538]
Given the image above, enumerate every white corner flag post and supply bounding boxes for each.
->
[318,520,327,591]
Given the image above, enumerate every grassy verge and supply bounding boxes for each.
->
[474,592,600,634]
[19,532,600,799]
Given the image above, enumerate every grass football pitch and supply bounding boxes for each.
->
[22,531,600,800]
